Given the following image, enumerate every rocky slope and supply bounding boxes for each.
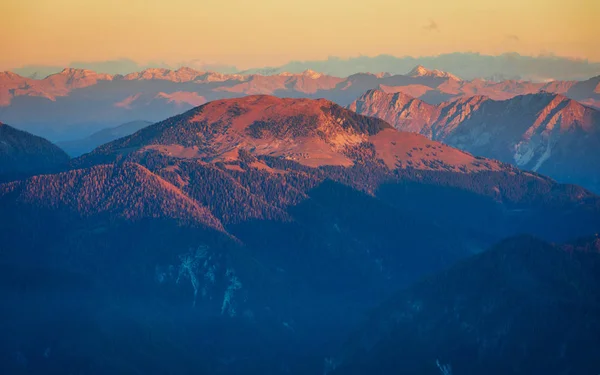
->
[351,90,600,192]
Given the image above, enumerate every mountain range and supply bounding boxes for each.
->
[14,53,600,81]
[350,89,600,193]
[2,96,600,374]
[1,66,598,142]
[237,53,600,81]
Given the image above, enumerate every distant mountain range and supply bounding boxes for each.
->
[2,95,600,374]
[0,122,69,181]
[1,66,598,142]
[13,53,600,81]
[350,90,600,193]
[237,53,600,81]
[57,120,153,156]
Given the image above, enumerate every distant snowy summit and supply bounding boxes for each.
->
[406,65,461,81]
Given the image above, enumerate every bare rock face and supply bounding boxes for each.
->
[351,90,600,192]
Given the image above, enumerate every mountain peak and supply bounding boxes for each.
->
[0,71,24,80]
[407,65,461,80]
[81,95,503,174]
[57,68,97,76]
[142,68,170,74]
[408,65,429,76]
[275,70,324,79]
[513,91,578,110]
[175,66,202,74]
[301,69,323,79]
[123,68,204,82]
[82,95,394,167]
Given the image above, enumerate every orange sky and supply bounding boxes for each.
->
[1,0,598,70]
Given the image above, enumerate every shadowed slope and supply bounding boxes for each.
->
[0,162,223,229]
[0,122,70,181]
[333,235,600,375]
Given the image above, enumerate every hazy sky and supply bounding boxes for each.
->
[2,0,598,70]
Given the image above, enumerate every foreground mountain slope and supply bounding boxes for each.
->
[2,96,600,374]
[75,95,600,238]
[0,122,70,181]
[351,90,600,192]
[332,235,600,375]
[0,162,222,228]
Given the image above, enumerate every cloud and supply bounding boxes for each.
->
[423,20,439,32]
[505,34,520,42]
[12,65,64,79]
[13,59,156,77]
[69,58,163,74]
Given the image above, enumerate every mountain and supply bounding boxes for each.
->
[331,235,600,375]
[0,68,113,106]
[122,67,247,83]
[350,90,600,192]
[75,95,600,239]
[57,120,153,156]
[80,95,504,173]
[74,95,600,291]
[2,96,600,374]
[12,53,600,81]
[0,162,223,228]
[565,75,600,108]
[0,122,69,181]
[407,65,461,81]
[213,70,343,95]
[349,90,440,134]
[2,66,599,143]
